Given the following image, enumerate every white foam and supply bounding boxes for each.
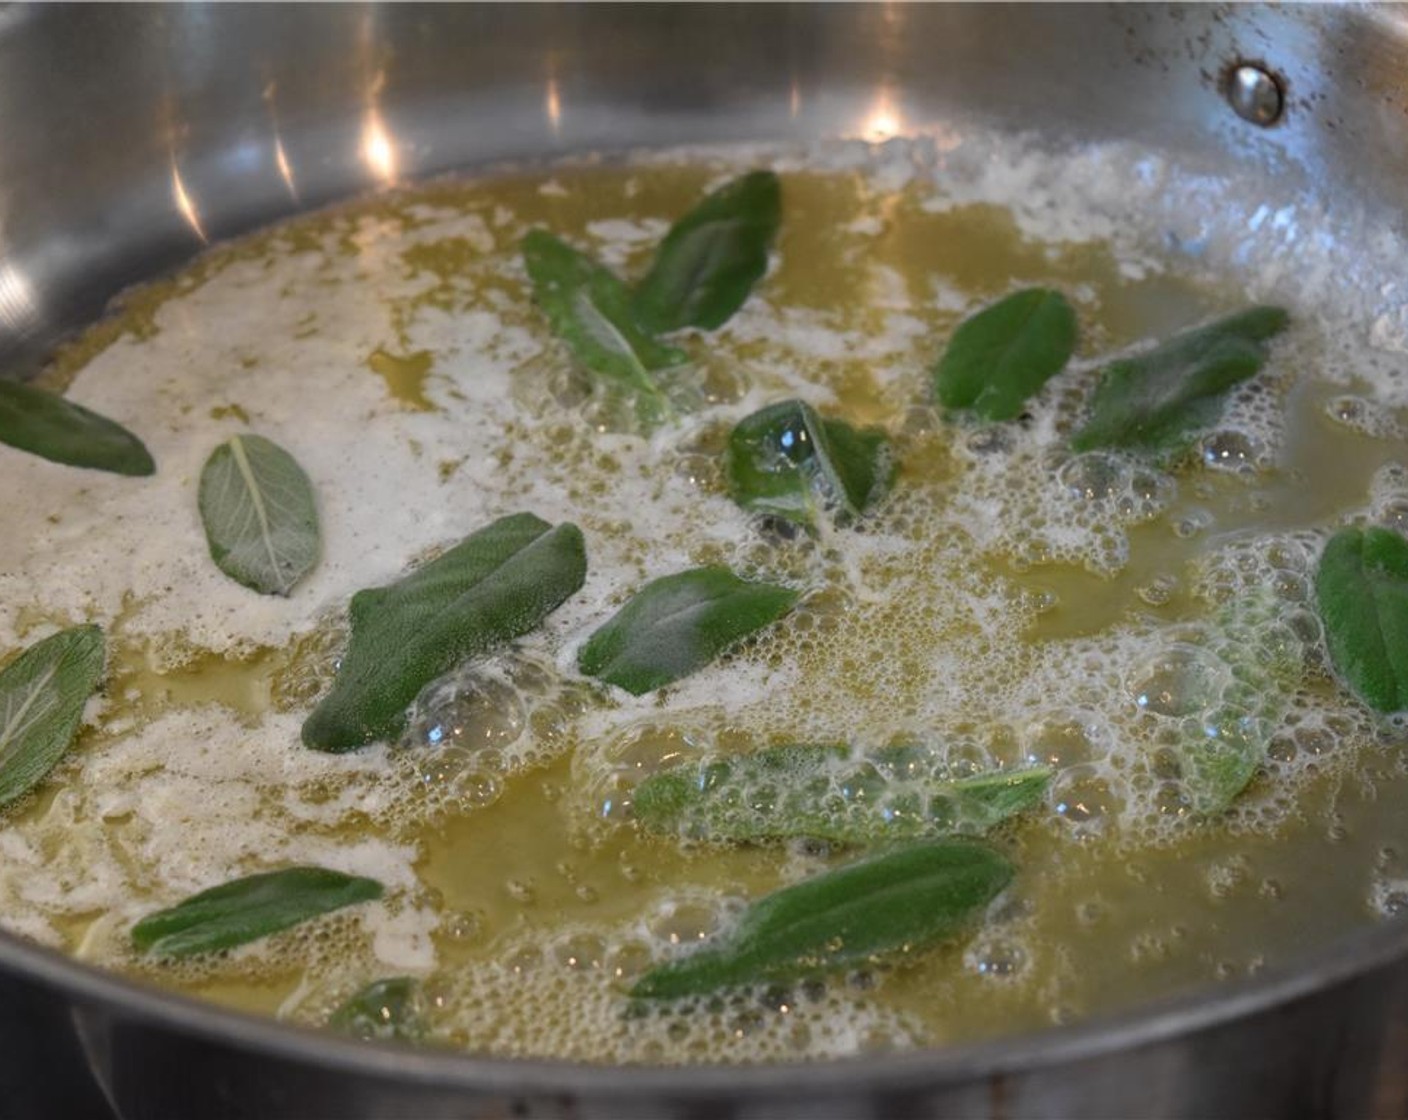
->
[2,126,1406,1062]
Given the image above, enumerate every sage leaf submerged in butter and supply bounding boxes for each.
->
[632,170,781,334]
[131,866,383,958]
[725,399,894,533]
[1315,526,1408,713]
[198,434,320,597]
[578,566,798,696]
[0,625,105,810]
[933,288,1077,422]
[303,513,587,752]
[0,378,154,476]
[1072,306,1288,457]
[522,230,686,427]
[330,976,425,1042]
[631,840,1012,999]
[632,743,1050,845]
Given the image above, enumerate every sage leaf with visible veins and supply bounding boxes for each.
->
[303,513,587,752]
[330,976,425,1042]
[1144,592,1304,813]
[0,625,104,809]
[0,378,154,476]
[631,840,1012,999]
[632,170,782,334]
[131,866,383,958]
[1315,526,1408,712]
[633,743,1050,845]
[522,230,686,426]
[578,566,798,696]
[198,434,320,596]
[1072,306,1288,456]
[725,400,894,532]
[933,288,1077,421]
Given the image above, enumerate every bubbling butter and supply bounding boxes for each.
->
[0,130,1407,1063]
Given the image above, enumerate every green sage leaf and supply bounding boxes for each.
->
[633,743,1050,845]
[0,625,104,810]
[303,513,587,752]
[578,566,798,696]
[933,288,1077,421]
[0,378,154,476]
[1315,526,1408,713]
[725,400,894,532]
[522,230,686,426]
[1071,306,1288,456]
[1147,592,1305,812]
[632,170,782,334]
[198,434,320,597]
[329,977,425,1042]
[631,839,1012,999]
[131,866,383,958]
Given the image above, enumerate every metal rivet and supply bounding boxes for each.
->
[1228,63,1284,127]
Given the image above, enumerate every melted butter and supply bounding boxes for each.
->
[107,642,281,724]
[6,152,1408,1065]
[367,348,437,411]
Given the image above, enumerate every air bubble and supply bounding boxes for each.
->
[1058,453,1127,501]
[965,935,1028,978]
[1052,766,1122,830]
[1200,430,1260,472]
[1021,711,1106,769]
[1130,646,1222,718]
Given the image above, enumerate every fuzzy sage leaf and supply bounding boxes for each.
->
[578,566,798,696]
[303,513,587,751]
[632,170,781,334]
[1315,526,1408,713]
[631,840,1012,999]
[1072,306,1288,456]
[0,625,104,810]
[198,434,320,596]
[933,288,1077,421]
[1144,592,1305,813]
[330,977,425,1042]
[633,743,1050,845]
[0,378,154,476]
[725,400,894,532]
[131,866,383,958]
[522,230,686,426]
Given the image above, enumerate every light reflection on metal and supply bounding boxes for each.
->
[361,107,398,185]
[264,80,300,202]
[545,76,562,136]
[0,263,38,331]
[274,135,299,201]
[359,66,397,186]
[859,85,904,142]
[170,163,209,243]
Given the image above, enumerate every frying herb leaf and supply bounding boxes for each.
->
[1147,592,1305,813]
[0,378,154,476]
[0,625,105,810]
[632,743,1050,845]
[1071,306,1288,456]
[578,566,798,696]
[631,840,1012,999]
[1315,526,1408,713]
[303,513,587,752]
[725,399,894,532]
[198,434,320,596]
[329,977,425,1042]
[131,866,383,958]
[522,230,686,426]
[933,288,1077,421]
[632,170,782,334]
